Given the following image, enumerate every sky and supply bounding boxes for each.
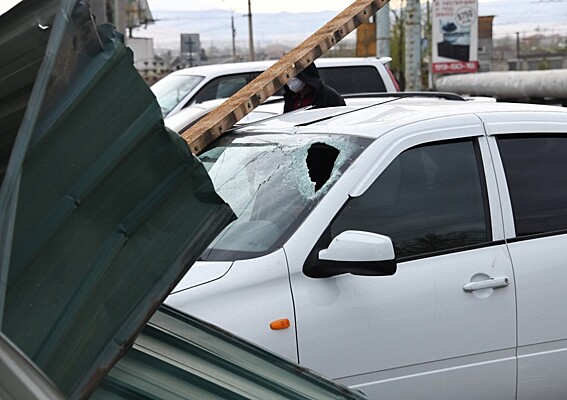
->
[0,0,517,16]
[146,0,398,14]
[146,0,499,14]
[2,0,566,47]
[143,0,567,34]
[0,0,416,15]
[0,0,18,15]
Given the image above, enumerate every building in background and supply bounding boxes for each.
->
[356,22,377,57]
[89,0,169,83]
[125,0,153,38]
[477,15,494,72]
[128,37,171,84]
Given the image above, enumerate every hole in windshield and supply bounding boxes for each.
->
[307,143,340,192]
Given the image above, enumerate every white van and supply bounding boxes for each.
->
[165,94,567,399]
[151,57,399,118]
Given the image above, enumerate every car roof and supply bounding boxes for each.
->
[164,95,412,134]
[166,57,388,77]
[235,96,567,139]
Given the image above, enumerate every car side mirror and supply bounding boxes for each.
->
[304,230,397,278]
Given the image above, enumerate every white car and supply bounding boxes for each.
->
[163,94,408,134]
[166,95,567,399]
[152,57,399,118]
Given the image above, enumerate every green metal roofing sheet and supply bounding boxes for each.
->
[95,306,367,400]
[0,1,234,398]
[0,1,369,399]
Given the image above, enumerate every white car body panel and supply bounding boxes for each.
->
[165,98,567,399]
[483,115,567,399]
[290,248,517,399]
[171,261,233,290]
[284,118,516,397]
[166,249,298,362]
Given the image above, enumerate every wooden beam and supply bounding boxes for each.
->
[180,0,390,154]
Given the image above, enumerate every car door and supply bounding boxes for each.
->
[485,113,567,399]
[284,120,517,399]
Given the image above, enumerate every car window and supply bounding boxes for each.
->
[319,66,387,94]
[250,72,285,96]
[199,133,371,261]
[497,135,567,236]
[150,74,205,116]
[249,65,388,97]
[191,73,251,105]
[331,139,491,260]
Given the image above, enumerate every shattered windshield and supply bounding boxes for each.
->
[199,132,370,261]
[150,74,204,116]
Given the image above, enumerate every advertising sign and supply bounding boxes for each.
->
[432,0,478,74]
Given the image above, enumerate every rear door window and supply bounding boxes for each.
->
[497,135,567,236]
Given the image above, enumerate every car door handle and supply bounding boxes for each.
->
[463,276,510,292]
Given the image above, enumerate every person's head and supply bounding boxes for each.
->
[296,63,322,90]
[287,77,306,93]
[285,63,323,94]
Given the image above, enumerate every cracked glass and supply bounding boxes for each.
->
[199,132,370,261]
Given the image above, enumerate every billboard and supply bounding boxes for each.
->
[432,0,478,74]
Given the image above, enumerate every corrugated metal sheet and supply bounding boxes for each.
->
[0,332,65,400]
[0,0,58,185]
[0,1,369,399]
[0,1,234,398]
[94,306,367,400]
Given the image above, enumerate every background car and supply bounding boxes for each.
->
[151,57,400,118]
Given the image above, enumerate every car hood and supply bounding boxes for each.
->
[0,0,234,398]
[170,261,233,293]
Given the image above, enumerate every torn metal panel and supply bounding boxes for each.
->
[0,0,234,398]
[0,0,59,185]
[0,331,65,400]
[94,306,367,400]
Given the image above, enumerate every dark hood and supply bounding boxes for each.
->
[297,63,323,90]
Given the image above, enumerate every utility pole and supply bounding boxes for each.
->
[247,0,255,61]
[376,3,391,57]
[231,12,236,61]
[185,37,195,67]
[426,0,432,89]
[404,0,421,90]
[516,32,521,70]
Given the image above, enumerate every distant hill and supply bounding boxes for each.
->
[134,9,347,49]
[135,3,567,50]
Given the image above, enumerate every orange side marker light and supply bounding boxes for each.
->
[270,318,291,330]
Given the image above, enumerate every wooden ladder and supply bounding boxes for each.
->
[180,0,390,154]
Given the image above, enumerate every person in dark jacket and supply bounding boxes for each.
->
[283,63,346,113]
